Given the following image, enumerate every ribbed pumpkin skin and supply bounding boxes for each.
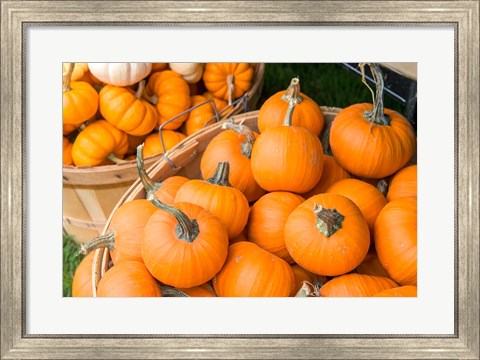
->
[320,273,398,297]
[71,252,95,297]
[326,178,387,233]
[374,285,417,297]
[63,81,99,127]
[386,164,417,201]
[106,199,158,265]
[374,196,417,286]
[203,91,229,113]
[330,103,416,179]
[149,176,189,205]
[88,62,152,86]
[96,261,162,297]
[258,91,324,135]
[146,70,191,130]
[174,175,250,239]
[301,155,351,198]
[63,63,89,81]
[251,126,324,193]
[142,130,186,158]
[142,202,229,288]
[200,128,265,202]
[355,248,390,278]
[99,85,158,136]
[213,241,295,297]
[63,137,73,165]
[183,95,216,136]
[71,120,129,166]
[203,63,254,101]
[247,191,304,264]
[284,193,370,277]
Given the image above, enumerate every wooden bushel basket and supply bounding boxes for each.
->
[89,106,342,296]
[63,63,266,244]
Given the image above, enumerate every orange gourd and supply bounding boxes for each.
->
[250,97,324,193]
[326,178,387,233]
[329,63,416,179]
[301,155,351,198]
[200,123,265,202]
[63,137,73,165]
[174,162,250,239]
[96,261,162,297]
[79,199,158,265]
[258,77,324,135]
[142,198,229,288]
[71,120,129,166]
[374,196,417,286]
[386,164,417,201]
[203,63,254,103]
[71,251,95,297]
[182,95,217,136]
[145,70,191,129]
[374,285,417,297]
[142,130,186,158]
[319,273,398,297]
[99,80,158,136]
[213,241,295,297]
[63,63,99,128]
[247,191,304,263]
[284,193,370,277]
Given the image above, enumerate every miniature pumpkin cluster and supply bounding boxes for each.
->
[72,63,417,298]
[63,62,258,167]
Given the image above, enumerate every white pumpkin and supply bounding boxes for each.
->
[87,62,152,86]
[169,63,204,84]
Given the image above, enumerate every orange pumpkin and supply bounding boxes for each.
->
[374,285,417,297]
[63,137,74,165]
[99,80,158,136]
[71,252,95,297]
[151,63,168,72]
[326,178,387,233]
[386,164,417,201]
[200,123,265,202]
[96,261,162,297]
[290,264,316,296]
[174,162,250,239]
[79,199,158,265]
[182,95,217,136]
[329,64,416,179]
[177,283,217,297]
[284,193,370,277]
[63,62,89,81]
[142,198,229,288]
[319,273,398,297]
[374,196,417,286]
[251,99,324,193]
[142,130,186,158]
[213,241,295,297]
[63,63,99,128]
[203,63,254,103]
[258,77,324,135]
[355,247,390,278]
[71,120,129,166]
[145,70,191,130]
[247,191,304,264]
[203,91,229,114]
[301,154,351,198]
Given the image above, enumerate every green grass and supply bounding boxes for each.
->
[62,63,407,297]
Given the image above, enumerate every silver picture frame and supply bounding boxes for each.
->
[1,1,479,358]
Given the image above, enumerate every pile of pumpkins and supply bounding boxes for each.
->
[63,62,258,166]
[72,63,417,297]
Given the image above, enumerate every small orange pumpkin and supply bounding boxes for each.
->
[71,251,95,297]
[203,63,254,103]
[355,247,390,278]
[182,95,217,136]
[374,285,417,297]
[319,273,398,297]
[63,137,74,165]
[142,130,186,158]
[386,164,417,201]
[258,77,324,135]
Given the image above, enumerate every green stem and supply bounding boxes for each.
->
[314,203,345,238]
[205,161,232,187]
[136,144,162,197]
[78,231,115,256]
[376,179,388,197]
[363,63,391,126]
[160,286,190,297]
[281,77,303,105]
[148,194,199,243]
[62,63,74,92]
[221,122,256,158]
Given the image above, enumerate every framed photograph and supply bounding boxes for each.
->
[1,1,478,358]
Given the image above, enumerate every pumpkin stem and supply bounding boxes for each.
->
[142,89,158,105]
[205,161,232,187]
[135,80,146,99]
[313,203,345,237]
[160,285,190,297]
[62,63,74,92]
[148,194,200,243]
[221,122,256,158]
[281,77,303,105]
[136,144,163,197]
[107,153,127,164]
[78,231,115,256]
[226,74,234,105]
[361,63,391,126]
[376,179,389,197]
